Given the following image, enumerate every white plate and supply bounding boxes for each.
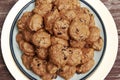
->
[1,0,118,80]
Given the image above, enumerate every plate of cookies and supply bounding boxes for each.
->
[1,0,118,80]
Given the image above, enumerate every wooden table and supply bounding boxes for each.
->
[0,0,120,80]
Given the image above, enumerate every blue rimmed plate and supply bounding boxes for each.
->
[1,0,118,80]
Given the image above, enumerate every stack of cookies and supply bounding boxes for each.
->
[16,0,103,80]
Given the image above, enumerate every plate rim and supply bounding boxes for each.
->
[9,0,107,80]
[1,0,118,80]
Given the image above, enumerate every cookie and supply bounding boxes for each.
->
[31,57,47,76]
[54,0,80,10]
[81,48,94,64]
[21,54,33,70]
[18,40,35,56]
[44,9,60,34]
[76,59,95,73]
[36,48,48,59]
[87,26,100,42]
[19,41,34,53]
[18,40,25,50]
[53,18,69,40]
[69,19,90,41]
[17,12,33,31]
[89,14,95,26]
[33,0,52,16]
[49,44,69,67]
[22,30,33,42]
[58,65,76,80]
[51,36,68,46]
[16,32,23,43]
[77,7,91,25]
[28,14,43,31]
[93,37,103,51]
[67,48,82,66]
[32,30,51,48]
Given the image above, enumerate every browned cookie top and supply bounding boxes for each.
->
[81,48,94,64]
[44,9,60,34]
[49,44,69,67]
[21,54,33,70]
[76,59,95,73]
[69,19,90,41]
[36,48,48,60]
[53,18,70,40]
[28,14,43,31]
[58,65,76,80]
[67,48,82,66]
[30,57,47,76]
[32,30,51,48]
[17,12,33,31]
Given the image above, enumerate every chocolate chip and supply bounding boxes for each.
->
[59,69,63,72]
[63,53,67,60]
[62,27,66,29]
[80,19,84,22]
[62,49,66,51]
[76,28,79,32]
[57,32,62,35]
[69,50,73,54]
[75,28,80,34]
[37,63,41,66]
[40,24,44,27]
[85,43,93,48]
[64,57,67,60]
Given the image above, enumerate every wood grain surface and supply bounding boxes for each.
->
[0,0,120,80]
